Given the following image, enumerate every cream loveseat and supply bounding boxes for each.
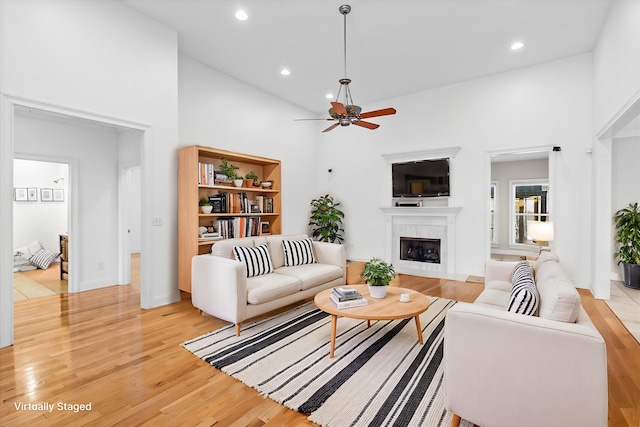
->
[192,234,345,335]
[444,252,607,427]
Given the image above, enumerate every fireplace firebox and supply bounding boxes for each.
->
[400,237,440,264]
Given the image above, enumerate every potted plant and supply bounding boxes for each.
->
[245,171,259,188]
[219,158,240,183]
[614,202,640,289]
[361,258,396,298]
[199,196,212,214]
[309,194,345,243]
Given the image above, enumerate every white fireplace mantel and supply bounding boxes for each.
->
[380,206,462,217]
[381,206,463,280]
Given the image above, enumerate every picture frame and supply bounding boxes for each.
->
[27,188,38,201]
[14,188,28,201]
[41,188,53,202]
[53,189,64,202]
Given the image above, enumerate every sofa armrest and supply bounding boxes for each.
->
[191,255,248,324]
[484,260,517,285]
[444,302,607,427]
[313,241,346,272]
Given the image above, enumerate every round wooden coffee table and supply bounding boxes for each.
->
[314,285,430,358]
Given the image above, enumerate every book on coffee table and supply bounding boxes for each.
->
[332,287,363,301]
[330,293,368,308]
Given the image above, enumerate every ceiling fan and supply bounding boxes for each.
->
[296,4,396,133]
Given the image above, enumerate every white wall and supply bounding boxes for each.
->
[317,54,593,282]
[178,55,319,234]
[13,159,68,253]
[491,158,549,253]
[14,111,121,291]
[1,0,180,346]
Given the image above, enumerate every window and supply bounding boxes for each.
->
[510,180,550,246]
[490,182,498,245]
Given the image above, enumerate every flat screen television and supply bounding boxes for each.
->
[392,158,450,198]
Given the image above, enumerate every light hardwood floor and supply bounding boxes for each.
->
[1,274,639,426]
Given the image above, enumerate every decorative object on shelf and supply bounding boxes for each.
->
[233,178,244,187]
[245,171,259,188]
[219,158,240,181]
[361,257,395,298]
[261,180,273,189]
[309,194,344,243]
[293,4,396,133]
[199,196,213,214]
[614,202,640,289]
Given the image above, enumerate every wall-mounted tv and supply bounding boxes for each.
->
[392,158,450,198]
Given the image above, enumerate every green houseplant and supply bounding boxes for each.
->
[361,258,396,298]
[309,194,345,243]
[245,171,259,187]
[218,158,240,181]
[199,196,212,214]
[614,202,640,289]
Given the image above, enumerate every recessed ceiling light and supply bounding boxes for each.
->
[326,94,334,99]
[280,69,290,76]
[235,10,248,21]
[511,42,524,50]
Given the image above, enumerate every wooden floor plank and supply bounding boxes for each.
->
[0,277,638,426]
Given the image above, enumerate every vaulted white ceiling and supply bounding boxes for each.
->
[123,0,612,114]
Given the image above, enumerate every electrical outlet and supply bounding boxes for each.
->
[153,216,163,226]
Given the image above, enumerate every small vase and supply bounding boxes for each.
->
[201,205,213,214]
[368,284,388,299]
[233,179,244,187]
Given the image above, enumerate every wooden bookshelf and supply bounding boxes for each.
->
[178,146,282,292]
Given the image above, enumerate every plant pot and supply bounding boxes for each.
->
[201,205,213,214]
[233,179,244,187]
[244,179,254,188]
[368,284,388,299]
[622,262,640,289]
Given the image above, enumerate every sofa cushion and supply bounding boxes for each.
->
[246,273,301,305]
[265,234,308,268]
[533,251,560,275]
[507,261,539,316]
[212,237,257,259]
[275,263,343,290]
[535,262,581,323]
[29,248,60,270]
[233,244,274,277]
[485,280,512,293]
[474,288,512,310]
[282,238,317,266]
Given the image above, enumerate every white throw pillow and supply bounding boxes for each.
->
[233,243,274,277]
[282,238,317,267]
[29,248,60,270]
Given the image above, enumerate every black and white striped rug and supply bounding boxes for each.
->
[182,297,473,427]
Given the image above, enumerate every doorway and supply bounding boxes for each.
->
[13,159,70,299]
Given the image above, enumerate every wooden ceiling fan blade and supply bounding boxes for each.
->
[322,123,340,133]
[331,102,348,116]
[360,108,397,119]
[355,120,380,130]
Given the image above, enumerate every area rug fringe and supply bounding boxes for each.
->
[182,297,473,427]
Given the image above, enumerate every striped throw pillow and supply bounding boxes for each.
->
[233,244,274,277]
[282,238,317,267]
[507,261,539,316]
[29,248,60,270]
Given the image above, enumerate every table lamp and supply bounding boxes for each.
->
[527,220,554,252]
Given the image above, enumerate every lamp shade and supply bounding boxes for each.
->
[527,221,554,243]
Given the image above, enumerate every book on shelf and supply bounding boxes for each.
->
[330,293,368,308]
[216,216,262,239]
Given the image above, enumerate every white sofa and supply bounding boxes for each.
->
[444,252,607,427]
[192,234,345,335]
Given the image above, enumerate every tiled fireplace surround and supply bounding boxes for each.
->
[382,206,462,279]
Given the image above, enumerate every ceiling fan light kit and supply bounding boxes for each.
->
[296,4,396,133]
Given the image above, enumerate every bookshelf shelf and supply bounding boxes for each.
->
[178,145,282,292]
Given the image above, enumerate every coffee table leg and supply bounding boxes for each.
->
[330,314,337,358]
[414,315,423,345]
